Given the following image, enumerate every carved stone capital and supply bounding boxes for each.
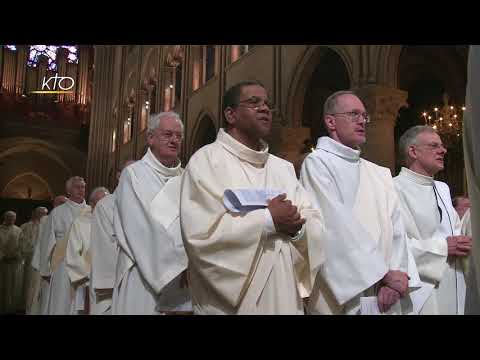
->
[355,85,408,125]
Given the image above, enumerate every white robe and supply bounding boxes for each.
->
[394,167,465,315]
[40,199,90,315]
[464,45,480,315]
[180,128,323,315]
[0,224,23,314]
[29,216,48,315]
[462,209,479,314]
[90,194,117,315]
[32,216,52,315]
[65,209,92,315]
[113,148,191,315]
[300,137,410,315]
[20,220,41,313]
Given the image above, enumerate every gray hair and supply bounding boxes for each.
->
[34,207,48,217]
[3,210,16,218]
[147,111,184,135]
[66,176,86,192]
[89,186,110,203]
[324,90,357,116]
[398,125,438,165]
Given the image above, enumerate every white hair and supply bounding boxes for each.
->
[34,207,48,217]
[147,111,184,134]
[89,186,110,203]
[398,125,438,165]
[4,210,16,218]
[66,176,86,192]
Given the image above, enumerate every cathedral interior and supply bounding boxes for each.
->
[0,45,469,225]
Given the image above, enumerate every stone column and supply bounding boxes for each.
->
[14,45,28,96]
[56,47,68,103]
[86,45,116,191]
[0,47,4,93]
[76,45,90,106]
[355,85,408,174]
[2,48,17,94]
[36,55,49,104]
[135,88,148,158]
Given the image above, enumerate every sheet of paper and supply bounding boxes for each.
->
[406,240,422,289]
[223,189,283,213]
[75,284,86,311]
[409,282,435,314]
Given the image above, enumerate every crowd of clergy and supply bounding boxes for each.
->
[0,78,477,315]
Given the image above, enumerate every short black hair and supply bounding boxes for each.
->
[222,80,265,127]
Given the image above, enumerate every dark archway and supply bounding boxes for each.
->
[2,172,52,200]
[190,114,217,157]
[302,49,350,142]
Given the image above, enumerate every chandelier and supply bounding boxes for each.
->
[422,93,465,147]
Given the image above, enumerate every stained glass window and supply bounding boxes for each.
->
[27,45,78,71]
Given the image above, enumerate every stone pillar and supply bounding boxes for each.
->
[14,45,28,96]
[76,46,90,106]
[135,88,148,158]
[355,85,408,174]
[0,47,4,93]
[56,47,68,103]
[272,126,311,165]
[36,55,49,104]
[86,46,116,191]
[162,66,174,112]
[2,48,17,94]
[180,45,191,164]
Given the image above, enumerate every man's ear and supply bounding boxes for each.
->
[224,107,236,127]
[407,145,417,161]
[324,115,336,132]
[146,131,154,146]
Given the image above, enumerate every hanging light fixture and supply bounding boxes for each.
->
[422,93,464,147]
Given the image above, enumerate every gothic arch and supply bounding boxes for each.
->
[141,47,158,85]
[3,172,53,200]
[123,70,138,103]
[286,45,353,129]
[377,45,403,88]
[189,110,217,157]
[0,137,84,198]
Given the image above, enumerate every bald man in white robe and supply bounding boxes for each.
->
[66,187,109,315]
[300,91,411,315]
[90,160,134,315]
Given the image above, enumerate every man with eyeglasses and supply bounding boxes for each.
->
[300,90,412,315]
[113,112,191,315]
[180,80,324,314]
[393,125,471,314]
